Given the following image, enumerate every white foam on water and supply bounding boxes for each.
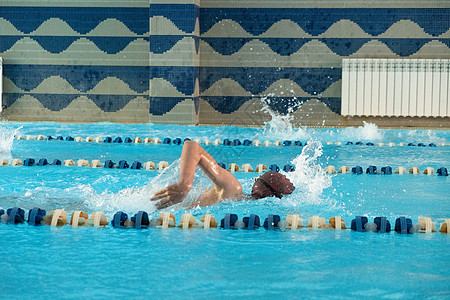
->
[338,121,383,141]
[76,159,210,216]
[403,130,446,144]
[0,121,22,158]
[283,139,333,206]
[260,96,310,141]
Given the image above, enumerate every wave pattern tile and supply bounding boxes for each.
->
[0,4,153,120]
[1,2,449,124]
[193,6,450,118]
[200,8,450,36]
[1,7,148,34]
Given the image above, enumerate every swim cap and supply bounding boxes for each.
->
[251,172,295,199]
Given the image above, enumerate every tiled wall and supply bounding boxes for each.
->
[1,0,449,126]
[1,1,152,123]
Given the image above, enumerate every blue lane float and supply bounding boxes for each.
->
[104,160,115,168]
[131,161,142,170]
[395,217,412,234]
[243,214,260,230]
[366,165,377,174]
[269,164,280,172]
[351,216,368,232]
[28,208,46,226]
[173,138,182,145]
[38,158,48,166]
[264,214,281,230]
[437,167,448,176]
[118,160,129,169]
[221,213,238,229]
[7,207,25,224]
[66,136,74,141]
[24,158,35,166]
[243,139,252,146]
[374,217,391,233]
[124,137,132,143]
[223,139,232,146]
[131,211,150,229]
[352,166,363,175]
[283,164,295,172]
[381,166,392,175]
[104,137,112,143]
[111,211,129,228]
[114,137,123,143]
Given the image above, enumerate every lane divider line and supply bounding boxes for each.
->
[15,135,448,147]
[0,159,448,176]
[3,208,449,234]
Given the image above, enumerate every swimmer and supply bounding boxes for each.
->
[151,140,295,209]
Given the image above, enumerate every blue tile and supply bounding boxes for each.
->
[199,8,449,37]
[32,36,79,53]
[0,36,22,52]
[150,66,197,96]
[150,4,199,34]
[201,96,341,114]
[89,37,145,54]
[1,7,149,34]
[199,67,341,95]
[150,35,186,54]
[149,96,200,115]
[89,94,139,112]
[149,97,187,115]
[4,65,149,93]
[32,93,80,111]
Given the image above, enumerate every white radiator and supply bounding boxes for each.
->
[341,59,450,117]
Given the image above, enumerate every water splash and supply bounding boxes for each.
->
[404,130,446,144]
[0,121,22,158]
[77,159,210,216]
[338,121,383,141]
[260,95,310,141]
[284,139,332,205]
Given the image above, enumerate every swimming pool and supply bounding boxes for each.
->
[0,120,449,298]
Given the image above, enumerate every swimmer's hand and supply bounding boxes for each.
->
[151,182,191,209]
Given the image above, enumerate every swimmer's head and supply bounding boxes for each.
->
[251,172,295,199]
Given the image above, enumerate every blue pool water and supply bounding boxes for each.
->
[0,121,449,298]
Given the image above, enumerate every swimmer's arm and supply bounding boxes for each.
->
[152,140,240,209]
[151,140,204,208]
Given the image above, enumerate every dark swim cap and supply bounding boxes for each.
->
[251,172,295,199]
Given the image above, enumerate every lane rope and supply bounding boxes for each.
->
[1,207,448,234]
[0,158,448,176]
[15,135,448,147]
